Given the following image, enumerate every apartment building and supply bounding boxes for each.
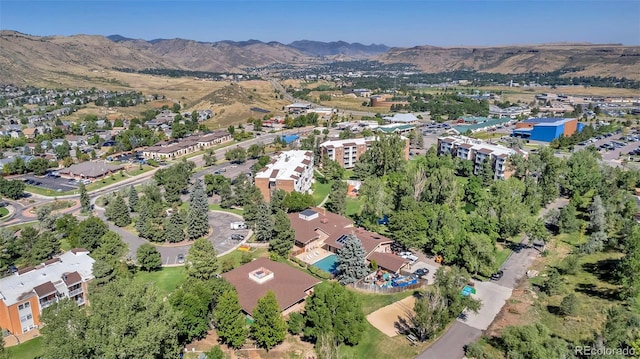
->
[437,136,527,180]
[141,130,232,160]
[319,136,410,169]
[0,249,95,336]
[255,150,314,201]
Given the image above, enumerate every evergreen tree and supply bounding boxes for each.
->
[335,234,368,284]
[135,199,150,237]
[324,180,347,215]
[254,201,273,242]
[269,209,295,257]
[136,244,161,271]
[108,195,131,227]
[213,290,248,349]
[79,183,90,212]
[128,185,138,212]
[588,195,606,233]
[251,291,287,351]
[187,181,209,240]
[557,203,580,233]
[163,210,185,243]
[186,237,218,280]
[480,158,494,185]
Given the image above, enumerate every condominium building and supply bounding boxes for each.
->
[319,136,410,169]
[0,249,95,336]
[254,150,314,201]
[437,136,527,180]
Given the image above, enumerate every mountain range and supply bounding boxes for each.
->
[1,30,639,84]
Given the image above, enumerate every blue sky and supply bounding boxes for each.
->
[1,1,639,47]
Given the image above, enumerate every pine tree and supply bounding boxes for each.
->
[187,181,209,240]
[213,290,248,349]
[254,201,273,242]
[108,195,131,227]
[335,234,368,284]
[79,183,90,212]
[325,180,347,215]
[135,199,150,237]
[269,209,295,257]
[163,210,185,243]
[136,244,161,271]
[186,237,218,280]
[251,291,287,351]
[128,185,138,212]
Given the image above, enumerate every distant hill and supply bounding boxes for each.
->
[0,31,639,84]
[377,44,640,80]
[288,40,390,57]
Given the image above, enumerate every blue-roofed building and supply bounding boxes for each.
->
[512,117,580,142]
[281,134,300,145]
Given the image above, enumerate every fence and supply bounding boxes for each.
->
[349,278,427,294]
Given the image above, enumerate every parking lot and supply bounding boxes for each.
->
[575,129,640,162]
[18,175,79,192]
[159,210,250,266]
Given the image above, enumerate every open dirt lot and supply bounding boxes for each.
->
[366,295,416,337]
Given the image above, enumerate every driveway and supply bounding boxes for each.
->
[416,198,567,359]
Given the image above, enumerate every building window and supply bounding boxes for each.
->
[18,302,30,310]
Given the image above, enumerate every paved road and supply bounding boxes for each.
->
[417,198,568,359]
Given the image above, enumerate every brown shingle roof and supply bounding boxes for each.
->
[17,266,36,275]
[478,148,493,155]
[367,252,408,273]
[288,207,353,245]
[63,271,82,286]
[222,258,321,314]
[324,228,393,258]
[33,281,56,297]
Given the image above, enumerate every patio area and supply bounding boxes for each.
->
[296,247,332,265]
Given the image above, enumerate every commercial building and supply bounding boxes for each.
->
[221,257,321,316]
[285,103,312,114]
[254,150,314,201]
[319,135,410,169]
[382,113,419,124]
[375,123,415,135]
[437,136,527,180]
[58,161,125,180]
[141,130,232,160]
[450,117,512,134]
[512,118,582,142]
[0,249,94,336]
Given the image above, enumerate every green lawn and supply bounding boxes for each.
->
[345,197,363,217]
[4,221,39,232]
[209,204,244,216]
[339,289,422,359]
[495,246,513,268]
[312,180,332,206]
[0,207,8,218]
[218,247,268,271]
[133,266,186,295]
[6,336,44,359]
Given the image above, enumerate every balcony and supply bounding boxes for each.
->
[39,298,57,309]
[68,288,83,297]
[76,298,85,306]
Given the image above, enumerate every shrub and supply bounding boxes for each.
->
[559,293,578,316]
[287,312,304,335]
[307,265,331,279]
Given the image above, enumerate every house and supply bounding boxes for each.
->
[22,128,38,139]
[254,150,314,202]
[288,208,405,273]
[319,135,410,169]
[221,258,321,316]
[0,249,94,337]
[437,136,527,180]
[58,161,125,180]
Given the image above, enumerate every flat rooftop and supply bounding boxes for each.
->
[255,150,313,181]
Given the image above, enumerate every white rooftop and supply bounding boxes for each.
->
[255,150,313,181]
[319,136,376,149]
[0,250,95,306]
[383,113,418,123]
[441,135,526,157]
[286,103,311,108]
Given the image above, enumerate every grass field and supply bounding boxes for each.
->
[346,197,363,217]
[218,247,268,271]
[208,204,244,216]
[0,207,8,218]
[312,180,332,206]
[133,266,186,296]
[6,336,44,359]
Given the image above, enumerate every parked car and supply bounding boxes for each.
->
[413,268,429,278]
[230,234,245,241]
[177,254,185,264]
[490,270,504,281]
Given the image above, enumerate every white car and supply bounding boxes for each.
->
[399,252,418,263]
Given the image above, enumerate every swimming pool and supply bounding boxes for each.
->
[312,254,338,273]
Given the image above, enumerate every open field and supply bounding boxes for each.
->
[6,336,44,359]
[133,266,186,296]
[312,180,332,205]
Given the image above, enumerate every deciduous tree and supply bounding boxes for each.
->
[137,244,161,271]
[213,290,248,349]
[324,180,347,215]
